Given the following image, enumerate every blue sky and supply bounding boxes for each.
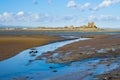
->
[0,0,120,28]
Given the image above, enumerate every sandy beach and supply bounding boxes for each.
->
[0,34,62,61]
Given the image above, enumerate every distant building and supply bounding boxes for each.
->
[69,25,74,29]
[88,22,95,28]
[80,22,98,29]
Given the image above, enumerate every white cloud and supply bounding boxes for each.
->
[80,3,91,11]
[0,11,76,25]
[17,11,25,16]
[67,0,77,8]
[0,12,42,23]
[98,14,120,21]
[0,12,14,22]
[87,14,120,21]
[3,12,12,19]
[75,14,120,25]
[67,1,91,11]
[32,0,53,5]
[93,0,120,11]
[0,11,120,27]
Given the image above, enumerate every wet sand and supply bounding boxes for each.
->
[1,33,120,79]
[0,34,62,61]
[36,34,120,63]
[94,66,120,80]
[35,34,120,79]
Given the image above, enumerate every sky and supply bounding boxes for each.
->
[0,0,120,28]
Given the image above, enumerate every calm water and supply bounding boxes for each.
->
[0,38,89,80]
[0,31,120,35]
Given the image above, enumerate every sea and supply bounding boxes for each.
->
[0,30,120,36]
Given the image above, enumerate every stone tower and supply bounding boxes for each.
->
[88,22,95,28]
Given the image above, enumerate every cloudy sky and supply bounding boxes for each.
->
[0,0,120,28]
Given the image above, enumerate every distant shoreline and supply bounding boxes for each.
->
[0,29,120,32]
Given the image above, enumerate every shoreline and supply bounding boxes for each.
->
[0,32,120,79]
[0,33,120,62]
[34,34,120,79]
[0,29,120,32]
[0,34,63,61]
[36,34,120,63]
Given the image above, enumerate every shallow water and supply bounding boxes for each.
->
[0,31,120,35]
[0,38,89,80]
[0,37,120,80]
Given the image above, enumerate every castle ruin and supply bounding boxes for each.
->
[88,22,95,28]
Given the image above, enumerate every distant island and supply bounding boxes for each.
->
[0,22,120,32]
[37,22,99,30]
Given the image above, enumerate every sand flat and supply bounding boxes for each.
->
[0,34,61,61]
[38,34,120,63]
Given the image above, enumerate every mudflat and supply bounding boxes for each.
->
[35,34,120,79]
[36,34,120,63]
[0,34,62,61]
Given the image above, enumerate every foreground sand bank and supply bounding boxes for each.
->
[35,34,120,79]
[1,33,120,80]
[36,34,120,63]
[0,34,62,61]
